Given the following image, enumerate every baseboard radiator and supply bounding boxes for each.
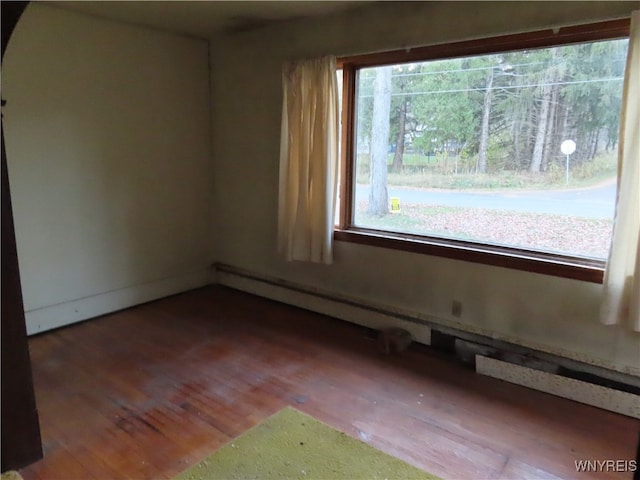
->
[214,263,640,419]
[476,355,639,418]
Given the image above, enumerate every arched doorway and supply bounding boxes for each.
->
[1,1,43,471]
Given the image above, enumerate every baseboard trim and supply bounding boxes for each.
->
[215,263,639,388]
[216,267,432,346]
[476,356,640,419]
[25,268,213,335]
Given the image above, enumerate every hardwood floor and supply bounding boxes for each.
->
[20,286,638,480]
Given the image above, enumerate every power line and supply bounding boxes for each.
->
[364,56,628,80]
[383,60,549,78]
[358,76,624,98]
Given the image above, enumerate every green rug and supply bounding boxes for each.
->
[0,472,23,480]
[175,407,439,480]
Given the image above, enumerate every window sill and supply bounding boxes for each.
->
[334,228,605,283]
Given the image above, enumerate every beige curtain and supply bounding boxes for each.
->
[601,10,640,331]
[278,56,339,264]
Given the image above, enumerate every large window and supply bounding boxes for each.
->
[336,20,630,282]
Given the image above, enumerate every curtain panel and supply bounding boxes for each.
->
[601,10,640,331]
[278,56,339,264]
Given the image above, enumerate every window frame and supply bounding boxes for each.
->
[335,19,630,283]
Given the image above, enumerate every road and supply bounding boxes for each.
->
[354,181,616,219]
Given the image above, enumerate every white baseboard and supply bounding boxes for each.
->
[216,269,432,346]
[476,356,640,419]
[25,268,213,335]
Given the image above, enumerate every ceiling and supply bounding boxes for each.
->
[48,1,372,38]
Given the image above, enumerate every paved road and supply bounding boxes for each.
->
[354,181,616,219]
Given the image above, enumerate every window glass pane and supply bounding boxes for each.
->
[352,38,628,259]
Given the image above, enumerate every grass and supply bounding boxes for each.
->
[356,205,458,233]
[356,152,617,191]
[356,211,424,232]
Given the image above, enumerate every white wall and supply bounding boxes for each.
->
[210,1,640,375]
[3,4,213,334]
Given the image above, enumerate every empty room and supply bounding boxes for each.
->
[2,1,639,479]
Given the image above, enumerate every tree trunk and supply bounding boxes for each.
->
[531,49,558,173]
[557,103,568,155]
[525,105,534,163]
[368,66,392,216]
[512,116,520,168]
[590,127,600,160]
[478,69,494,174]
[530,83,552,173]
[542,82,559,171]
[391,99,407,173]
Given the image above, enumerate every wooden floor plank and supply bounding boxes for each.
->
[19,286,639,480]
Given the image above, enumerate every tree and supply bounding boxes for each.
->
[477,69,494,173]
[391,98,408,172]
[530,82,553,172]
[368,66,392,216]
[412,58,479,163]
[561,39,627,165]
[355,37,627,186]
[389,65,421,173]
